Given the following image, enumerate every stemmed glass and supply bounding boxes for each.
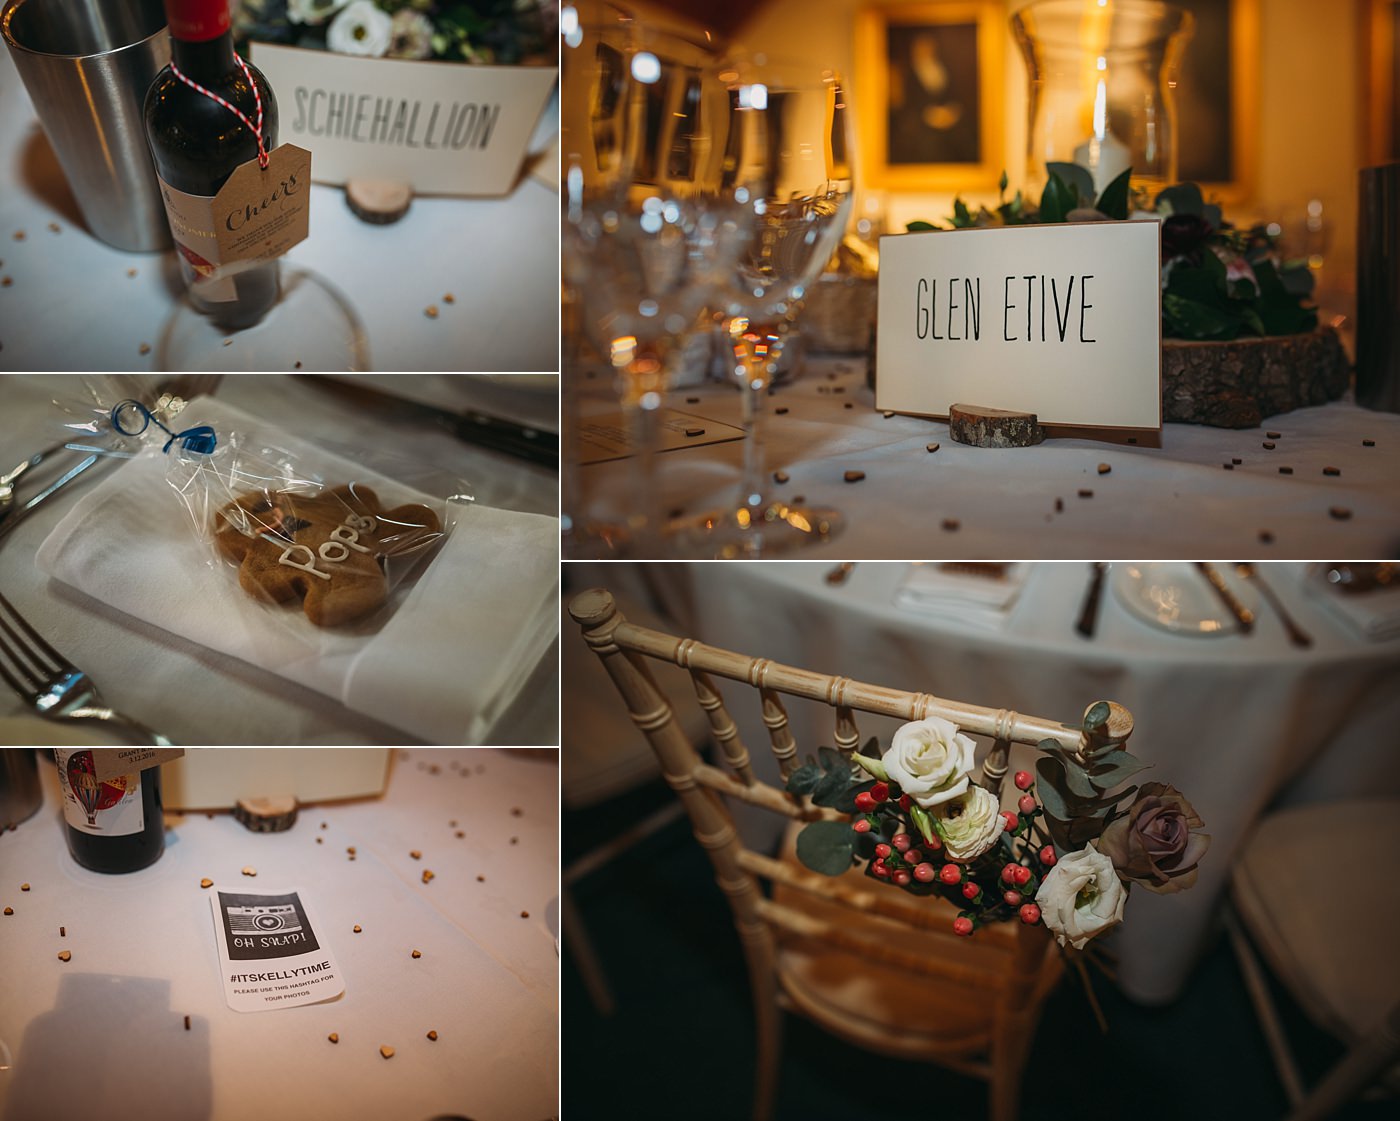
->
[562,20,759,556]
[686,56,855,557]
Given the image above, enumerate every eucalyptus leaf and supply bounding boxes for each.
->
[1034,756,1072,820]
[862,736,880,757]
[1038,737,1072,757]
[795,820,857,876]
[1039,172,1076,224]
[1047,161,1096,208]
[1082,701,1111,732]
[1156,182,1204,216]
[1087,753,1151,791]
[1095,167,1132,220]
[830,780,877,815]
[785,763,823,796]
[1062,761,1099,799]
[906,220,938,232]
[812,769,854,808]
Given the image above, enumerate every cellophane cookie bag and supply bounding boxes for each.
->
[102,390,466,642]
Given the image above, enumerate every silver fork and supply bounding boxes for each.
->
[0,592,173,745]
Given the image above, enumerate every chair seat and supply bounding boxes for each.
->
[771,825,1036,1066]
[561,594,712,809]
[1232,798,1400,1043]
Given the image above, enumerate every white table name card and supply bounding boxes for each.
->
[251,44,558,196]
[876,221,1162,430]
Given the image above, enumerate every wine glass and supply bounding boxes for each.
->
[561,0,637,556]
[684,56,855,557]
[562,23,759,556]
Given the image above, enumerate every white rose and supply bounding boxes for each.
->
[327,0,393,57]
[288,0,348,26]
[933,785,1005,862]
[881,717,976,808]
[1034,843,1126,950]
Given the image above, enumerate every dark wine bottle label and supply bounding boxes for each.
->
[56,750,145,837]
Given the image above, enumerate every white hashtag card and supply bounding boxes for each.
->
[208,887,345,1012]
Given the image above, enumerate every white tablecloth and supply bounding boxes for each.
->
[572,354,1400,558]
[0,374,559,746]
[613,562,1400,1003]
[0,48,559,373]
[0,747,558,1121]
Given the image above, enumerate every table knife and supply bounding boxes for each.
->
[1075,562,1107,638]
[1195,562,1254,633]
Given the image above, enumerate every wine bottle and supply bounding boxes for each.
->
[144,0,280,329]
[54,751,165,874]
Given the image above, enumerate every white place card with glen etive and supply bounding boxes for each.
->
[876,220,1162,429]
[250,43,557,197]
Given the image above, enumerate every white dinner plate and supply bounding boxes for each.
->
[1113,562,1262,636]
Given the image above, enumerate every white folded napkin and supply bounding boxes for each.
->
[894,562,1027,629]
[34,398,557,744]
[1309,578,1400,641]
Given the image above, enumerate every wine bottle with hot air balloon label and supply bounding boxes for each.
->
[54,750,165,873]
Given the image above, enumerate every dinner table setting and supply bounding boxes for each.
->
[0,373,559,747]
[594,559,1400,1004]
[0,745,559,1121]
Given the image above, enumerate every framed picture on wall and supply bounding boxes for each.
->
[1362,0,1400,164]
[1171,0,1259,201]
[854,1,1005,192]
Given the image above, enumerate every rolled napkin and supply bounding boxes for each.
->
[34,397,557,744]
[894,562,1027,629]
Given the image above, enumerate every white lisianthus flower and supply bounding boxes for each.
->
[881,717,976,809]
[388,9,434,59]
[1034,843,1126,950]
[327,0,393,56]
[932,785,1005,862]
[288,0,348,26]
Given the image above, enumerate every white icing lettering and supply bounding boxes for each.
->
[319,540,350,563]
[328,524,372,553]
[345,512,376,533]
[279,544,331,581]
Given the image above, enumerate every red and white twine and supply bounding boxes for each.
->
[169,53,269,169]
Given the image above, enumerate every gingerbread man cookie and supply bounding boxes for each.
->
[213,484,442,626]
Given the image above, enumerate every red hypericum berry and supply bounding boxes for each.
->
[1002,812,1020,832]
[1040,845,1057,866]
[1014,771,1034,790]
[852,818,872,834]
[953,917,974,937]
[1018,794,1037,815]
[898,794,912,811]
[1019,903,1041,924]
[874,842,891,859]
[1013,865,1033,886]
[872,858,889,877]
[854,792,877,812]
[939,863,962,885]
[892,870,912,886]
[961,882,980,900]
[1002,863,1020,884]
[892,833,912,853]
[905,849,923,865]
[871,782,890,802]
[1004,890,1022,906]
[914,862,936,882]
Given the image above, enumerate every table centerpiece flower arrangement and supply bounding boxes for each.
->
[787,701,1208,977]
[902,166,1348,427]
[232,0,558,65]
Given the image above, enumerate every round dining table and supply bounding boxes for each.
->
[0,374,559,747]
[570,352,1400,558]
[611,561,1400,1004]
[0,746,559,1121]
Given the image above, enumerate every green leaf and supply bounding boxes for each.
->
[998,169,1009,195]
[1162,293,1241,341]
[795,821,857,875]
[1038,737,1071,757]
[1082,701,1111,732]
[952,198,974,228]
[1039,172,1076,224]
[1156,182,1204,216]
[908,803,937,847]
[1088,753,1151,791]
[829,780,877,815]
[1202,203,1223,230]
[861,736,880,757]
[811,769,854,809]
[1035,756,1071,821]
[906,220,938,232]
[1047,162,1095,209]
[1095,167,1132,220]
[1062,759,1098,799]
[785,763,823,796]
[817,746,843,773]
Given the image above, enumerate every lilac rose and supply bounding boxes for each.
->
[1098,783,1209,894]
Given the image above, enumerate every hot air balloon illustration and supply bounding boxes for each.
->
[64,752,128,828]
